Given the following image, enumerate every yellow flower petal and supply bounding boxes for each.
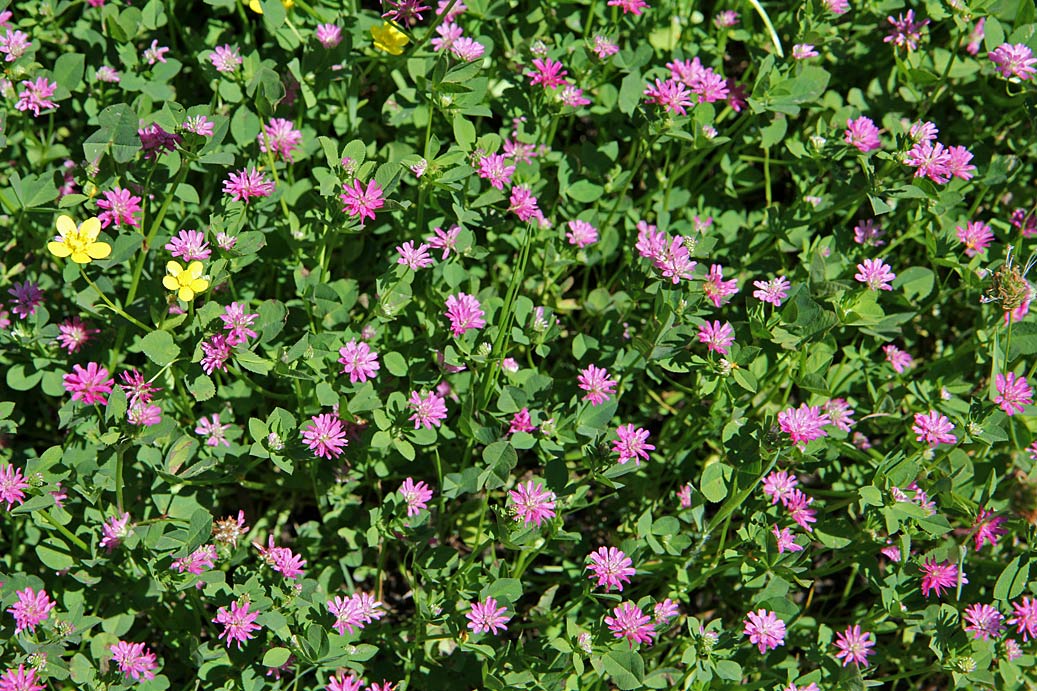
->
[55,215,77,239]
[71,251,91,264]
[48,241,72,257]
[166,261,184,277]
[87,242,112,259]
[248,0,263,13]
[371,23,409,56]
[186,261,205,279]
[189,278,210,294]
[162,276,181,291]
[178,286,196,302]
[80,217,102,242]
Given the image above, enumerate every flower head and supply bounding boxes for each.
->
[608,0,649,15]
[508,480,556,526]
[7,587,55,634]
[220,302,259,346]
[884,10,929,51]
[912,410,956,447]
[165,229,212,261]
[587,546,636,591]
[258,118,303,162]
[209,44,243,73]
[163,261,209,301]
[526,58,569,89]
[100,512,132,550]
[196,414,233,447]
[605,602,655,647]
[0,464,30,509]
[302,413,348,459]
[57,317,99,353]
[963,603,1004,640]
[919,559,964,598]
[577,364,617,406]
[773,525,804,553]
[63,362,114,405]
[972,508,1007,550]
[7,281,43,319]
[382,0,431,25]
[223,168,274,203]
[834,624,875,667]
[613,424,654,465]
[96,187,142,228]
[1009,597,1037,640]
[408,390,448,429]
[566,220,598,248]
[467,596,510,635]
[316,23,343,48]
[48,215,111,264]
[752,276,790,306]
[0,665,45,691]
[703,264,738,307]
[396,241,433,270]
[989,43,1037,80]
[399,478,433,517]
[339,340,380,383]
[15,77,58,117]
[743,609,786,653]
[854,258,896,291]
[327,592,385,636]
[762,470,798,505]
[340,179,384,225]
[778,404,830,448]
[213,600,262,649]
[444,292,486,336]
[995,372,1032,416]
[371,22,410,55]
[957,221,993,257]
[643,78,693,116]
[845,116,881,152]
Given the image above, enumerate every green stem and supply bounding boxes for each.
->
[746,0,784,57]
[79,266,151,332]
[126,161,191,305]
[40,510,89,551]
[115,445,125,514]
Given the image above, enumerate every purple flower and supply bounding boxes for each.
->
[451,37,485,61]
[219,302,259,346]
[989,43,1037,80]
[195,414,232,447]
[340,179,384,225]
[612,424,654,465]
[703,264,738,307]
[854,258,896,291]
[223,168,274,203]
[57,317,99,353]
[587,546,636,591]
[258,118,303,162]
[508,479,556,526]
[339,340,380,383]
[0,464,30,509]
[96,187,142,228]
[526,58,569,89]
[884,10,929,51]
[110,641,159,681]
[605,602,655,647]
[209,44,242,73]
[1009,596,1037,640]
[565,220,598,248]
[577,364,617,406]
[7,587,55,634]
[399,478,433,517]
[477,153,515,190]
[63,362,114,405]
[201,334,232,375]
[912,410,956,447]
[956,220,993,257]
[792,44,819,59]
[743,609,786,653]
[467,596,511,635]
[426,225,461,258]
[0,29,31,61]
[995,372,1033,415]
[213,600,262,649]
[100,512,132,551]
[8,281,43,319]
[963,603,1004,640]
[444,292,486,336]
[833,625,875,667]
[139,123,182,159]
[396,241,434,270]
[509,185,540,221]
[143,40,169,65]
[408,390,448,429]
[302,413,348,459]
[844,116,881,152]
[772,525,804,553]
[15,77,58,117]
[752,276,790,306]
[165,229,212,261]
[778,404,831,447]
[905,141,952,184]
[643,78,693,116]
[316,23,343,48]
[327,592,385,636]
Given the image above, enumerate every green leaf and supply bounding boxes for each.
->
[618,72,643,115]
[165,435,198,475]
[53,53,86,91]
[453,113,477,150]
[138,330,179,366]
[603,649,645,690]
[36,538,75,571]
[83,103,141,164]
[760,116,788,148]
[236,350,273,375]
[262,647,291,668]
[701,462,730,503]
[480,441,517,490]
[994,556,1030,601]
[567,180,604,202]
[190,374,215,402]
[893,266,934,301]
[383,351,408,377]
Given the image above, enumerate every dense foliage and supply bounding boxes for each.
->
[2,0,1037,689]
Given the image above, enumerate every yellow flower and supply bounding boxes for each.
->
[247,0,294,14]
[47,215,111,264]
[371,22,409,55]
[163,261,210,302]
